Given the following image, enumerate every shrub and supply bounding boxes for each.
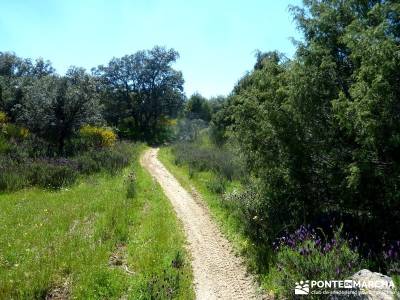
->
[74,142,132,175]
[172,142,244,180]
[19,135,53,158]
[79,125,116,148]
[0,139,133,193]
[382,241,400,276]
[3,124,29,140]
[0,172,27,192]
[0,135,11,154]
[0,111,7,124]
[206,175,226,194]
[142,269,183,299]
[267,225,362,299]
[0,156,29,192]
[74,154,101,175]
[28,161,78,189]
[221,184,271,245]
[0,167,28,192]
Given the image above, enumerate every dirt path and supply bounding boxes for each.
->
[141,148,261,300]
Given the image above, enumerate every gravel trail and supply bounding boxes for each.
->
[141,148,261,300]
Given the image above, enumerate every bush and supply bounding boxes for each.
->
[28,161,79,189]
[74,154,101,175]
[172,142,244,181]
[267,226,362,299]
[206,175,226,194]
[3,124,29,140]
[0,111,7,124]
[0,140,133,193]
[142,269,183,299]
[74,142,132,175]
[0,169,28,192]
[79,125,117,148]
[0,135,11,154]
[0,156,29,192]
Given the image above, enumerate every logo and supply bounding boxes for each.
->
[294,279,396,296]
[295,280,310,295]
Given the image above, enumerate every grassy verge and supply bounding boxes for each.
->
[158,147,260,275]
[0,144,194,299]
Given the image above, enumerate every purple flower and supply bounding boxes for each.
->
[323,243,332,253]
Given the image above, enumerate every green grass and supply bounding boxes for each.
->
[0,144,194,299]
[158,147,260,275]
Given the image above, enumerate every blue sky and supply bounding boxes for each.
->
[0,0,302,97]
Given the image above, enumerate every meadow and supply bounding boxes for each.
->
[0,144,194,299]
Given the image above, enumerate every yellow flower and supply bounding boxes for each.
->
[79,125,117,147]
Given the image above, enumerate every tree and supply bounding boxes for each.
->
[18,67,102,153]
[227,0,400,243]
[184,93,211,122]
[95,46,184,141]
[0,52,55,121]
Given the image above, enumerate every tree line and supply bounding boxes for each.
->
[0,46,184,154]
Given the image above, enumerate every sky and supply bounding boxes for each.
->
[0,0,302,98]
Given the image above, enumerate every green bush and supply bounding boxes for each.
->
[172,142,244,181]
[0,157,29,192]
[28,162,78,189]
[74,142,132,175]
[0,135,11,154]
[79,125,117,148]
[0,141,133,193]
[74,154,101,175]
[0,170,28,192]
[206,175,226,194]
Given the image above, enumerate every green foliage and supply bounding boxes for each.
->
[79,269,126,299]
[0,145,194,299]
[79,125,117,148]
[176,118,208,142]
[0,135,11,154]
[0,169,27,192]
[222,0,400,248]
[0,142,133,192]
[142,269,184,299]
[126,171,136,199]
[17,68,103,153]
[96,46,184,142]
[206,175,227,194]
[74,142,132,176]
[28,162,78,189]
[172,142,244,181]
[267,228,362,299]
[184,93,211,122]
[3,123,29,139]
[393,275,400,298]
[0,111,7,123]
